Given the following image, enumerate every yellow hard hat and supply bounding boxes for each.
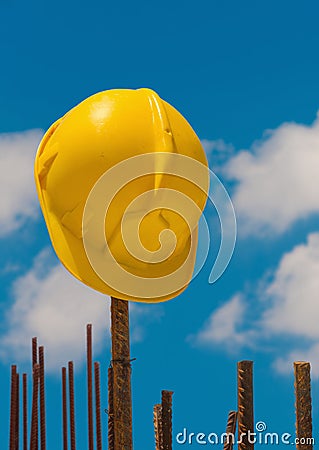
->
[35,88,209,302]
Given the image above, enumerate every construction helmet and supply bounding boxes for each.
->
[34,88,209,302]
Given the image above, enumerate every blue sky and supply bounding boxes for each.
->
[1,0,319,448]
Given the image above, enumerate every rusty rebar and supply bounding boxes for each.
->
[237,361,254,450]
[15,371,19,450]
[23,373,27,450]
[294,362,313,450]
[32,337,38,367]
[86,324,94,450]
[153,404,162,450]
[108,366,114,450]
[62,367,68,450]
[161,390,173,450]
[32,337,38,450]
[223,411,238,450]
[68,361,76,450]
[30,364,40,450]
[94,362,102,450]
[111,297,133,450]
[9,365,17,450]
[39,346,46,450]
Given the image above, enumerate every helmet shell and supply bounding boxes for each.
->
[35,88,208,302]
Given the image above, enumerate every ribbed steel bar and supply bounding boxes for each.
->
[9,365,17,450]
[161,390,173,450]
[62,367,68,450]
[94,362,102,450]
[86,324,94,450]
[153,404,162,450]
[32,337,38,450]
[30,364,40,450]
[237,361,254,450]
[15,371,19,450]
[108,366,114,450]
[23,373,27,450]
[110,297,133,450]
[32,337,38,367]
[68,361,76,450]
[294,362,313,450]
[39,346,46,450]
[223,411,238,450]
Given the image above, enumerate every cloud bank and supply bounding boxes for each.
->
[197,112,319,375]
[0,249,110,371]
[195,233,319,376]
[0,247,162,373]
[222,113,319,235]
[0,129,43,237]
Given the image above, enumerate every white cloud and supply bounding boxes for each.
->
[194,233,319,377]
[261,233,319,339]
[0,129,43,237]
[202,139,234,166]
[223,113,319,234]
[0,248,156,373]
[274,344,319,376]
[202,139,234,155]
[195,294,251,350]
[0,262,21,275]
[0,249,110,372]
